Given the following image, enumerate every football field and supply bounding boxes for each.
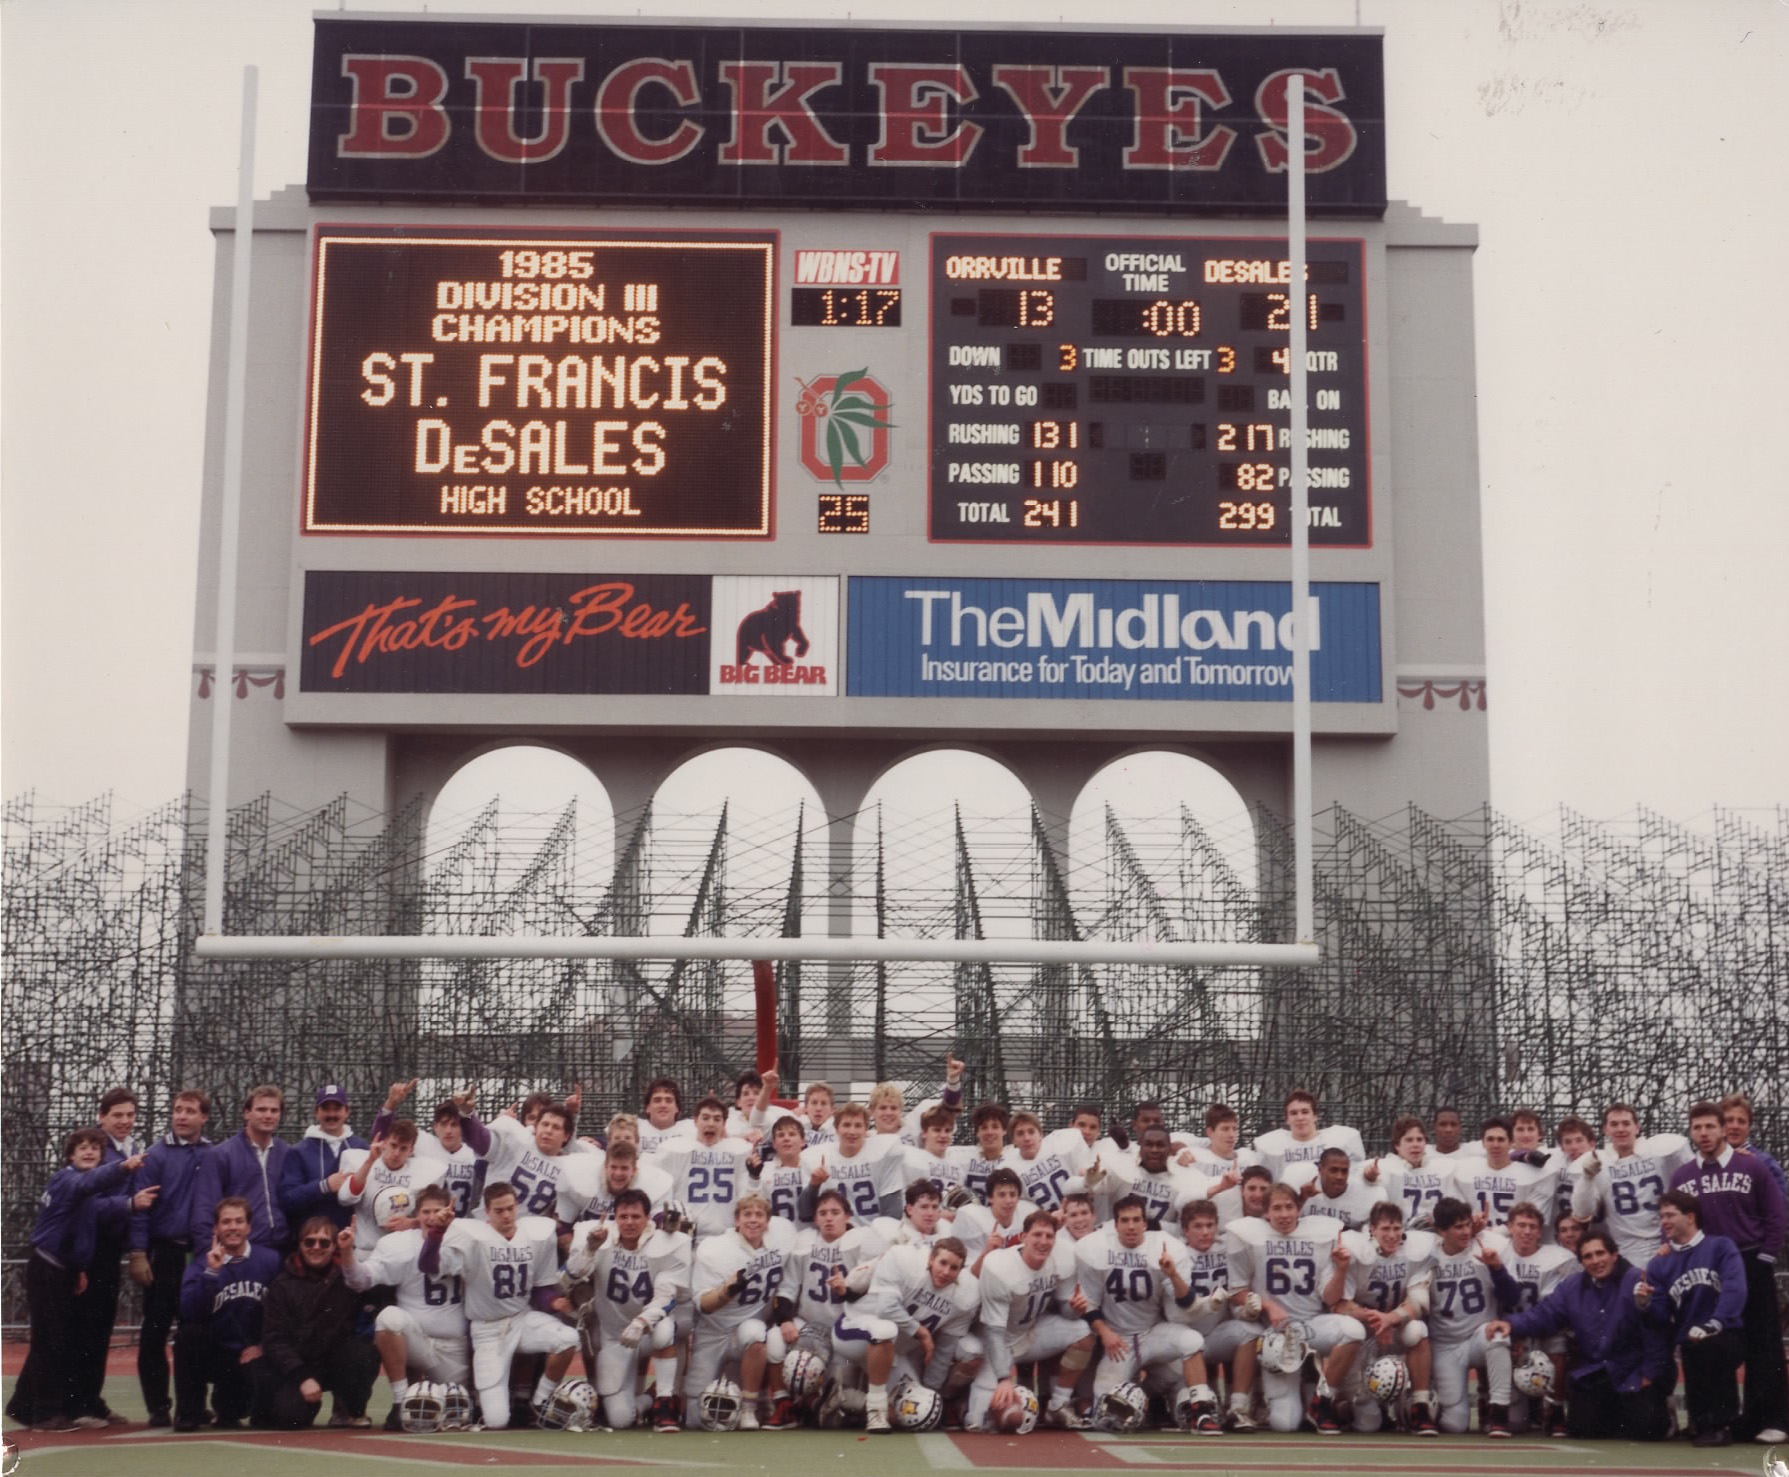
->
[4,1380,1768,1477]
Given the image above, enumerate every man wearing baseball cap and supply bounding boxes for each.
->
[279,1084,369,1235]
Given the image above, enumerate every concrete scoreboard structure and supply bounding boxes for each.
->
[186,16,1488,856]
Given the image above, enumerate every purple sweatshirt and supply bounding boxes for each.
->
[1669,1147,1786,1260]
[1643,1233,1748,1341]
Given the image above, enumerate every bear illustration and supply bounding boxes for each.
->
[736,590,811,667]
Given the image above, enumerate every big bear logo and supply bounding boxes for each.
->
[736,590,810,667]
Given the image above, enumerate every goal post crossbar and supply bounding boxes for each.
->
[191,934,1321,968]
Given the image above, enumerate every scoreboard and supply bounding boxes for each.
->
[304,226,1371,548]
[929,235,1368,546]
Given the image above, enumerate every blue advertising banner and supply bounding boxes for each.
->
[847,578,1380,703]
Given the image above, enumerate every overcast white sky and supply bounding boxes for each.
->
[2,0,1785,829]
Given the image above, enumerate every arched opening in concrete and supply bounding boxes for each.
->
[1068,749,1259,928]
[423,743,615,921]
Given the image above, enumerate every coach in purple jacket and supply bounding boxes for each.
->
[1638,1190,1750,1448]
[189,1085,292,1251]
[1669,1100,1788,1444]
[1487,1229,1672,1439]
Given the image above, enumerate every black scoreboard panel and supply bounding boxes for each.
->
[305,229,775,536]
[930,234,1369,546]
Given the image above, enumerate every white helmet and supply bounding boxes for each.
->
[438,1382,475,1430]
[1513,1348,1555,1399]
[1365,1355,1408,1407]
[783,1348,829,1407]
[398,1381,447,1432]
[698,1377,746,1432]
[372,1184,415,1228]
[538,1377,599,1431]
[1094,1381,1150,1433]
[994,1384,1039,1434]
[889,1378,944,1432]
[1259,1321,1311,1375]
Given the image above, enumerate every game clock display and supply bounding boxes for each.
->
[929,234,1369,546]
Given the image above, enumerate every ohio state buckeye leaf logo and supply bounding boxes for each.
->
[797,370,895,487]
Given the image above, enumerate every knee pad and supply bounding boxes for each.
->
[374,1306,406,1334]
[650,1320,677,1352]
[1058,1341,1093,1374]
[734,1318,769,1354]
[764,1326,787,1364]
[1401,1320,1428,1347]
[955,1334,984,1363]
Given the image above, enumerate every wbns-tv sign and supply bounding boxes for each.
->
[307,18,1386,215]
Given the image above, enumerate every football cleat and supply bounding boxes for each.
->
[738,1402,761,1431]
[865,1404,891,1433]
[889,1379,945,1432]
[697,1378,745,1432]
[1408,1399,1439,1436]
[651,1396,680,1433]
[1225,1405,1262,1433]
[1095,1382,1150,1434]
[1042,1401,1089,1429]
[1484,1402,1512,1438]
[1311,1395,1341,1435]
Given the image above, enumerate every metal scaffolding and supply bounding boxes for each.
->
[4,790,1785,1328]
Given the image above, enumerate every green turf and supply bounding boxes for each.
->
[4,1376,1770,1477]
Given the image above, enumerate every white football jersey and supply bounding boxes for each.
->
[1452,1159,1558,1230]
[344,1226,469,1341]
[754,1159,808,1224]
[1569,1134,1693,1265]
[480,1116,573,1222]
[855,1242,980,1343]
[1103,1155,1215,1227]
[564,1226,692,1337]
[1166,1239,1233,1334]
[1340,1227,1437,1317]
[637,1117,697,1155]
[1375,1151,1462,1224]
[978,1242,1078,1338]
[417,1135,483,1219]
[555,1154,673,1224]
[1252,1124,1366,1182]
[691,1229,787,1331]
[1426,1237,1504,1344]
[945,1144,1017,1205]
[1282,1161,1390,1231]
[337,1149,447,1253]
[1226,1214,1344,1323]
[802,1138,907,1227]
[648,1136,756,1237]
[435,1214,560,1323]
[948,1202,1025,1266]
[1014,1129,1093,1212]
[1479,1229,1577,1314]
[786,1223,885,1327]
[903,1146,969,1201]
[1076,1227,1188,1336]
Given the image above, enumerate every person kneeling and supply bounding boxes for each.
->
[248,1217,379,1428]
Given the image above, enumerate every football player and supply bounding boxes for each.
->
[1570,1103,1693,1265]
[340,1184,471,1428]
[685,1194,788,1429]
[1326,1199,1437,1433]
[420,1180,578,1430]
[1224,1183,1364,1433]
[650,1095,757,1239]
[967,1210,1097,1430]
[1424,1196,1515,1436]
[799,1103,905,1228]
[563,1188,691,1433]
[1253,1090,1365,1182]
[1078,1195,1221,1433]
